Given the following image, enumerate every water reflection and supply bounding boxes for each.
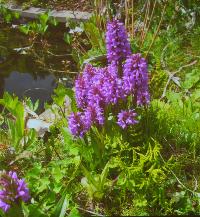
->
[0,53,57,109]
[5,71,56,106]
[0,25,75,111]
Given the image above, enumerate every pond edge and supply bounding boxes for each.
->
[6,4,92,23]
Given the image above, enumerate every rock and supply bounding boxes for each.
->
[25,95,72,137]
[38,106,57,123]
[7,4,92,23]
[26,118,52,137]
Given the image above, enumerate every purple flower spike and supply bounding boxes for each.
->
[0,171,30,213]
[123,53,150,105]
[68,112,91,137]
[117,109,138,129]
[106,19,131,65]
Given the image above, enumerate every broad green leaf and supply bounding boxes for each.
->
[59,195,69,217]
[100,161,110,189]
[51,190,69,217]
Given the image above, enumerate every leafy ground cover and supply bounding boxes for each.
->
[0,0,200,216]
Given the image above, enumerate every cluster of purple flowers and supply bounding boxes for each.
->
[69,64,122,137]
[68,19,150,137]
[75,64,124,107]
[0,171,30,212]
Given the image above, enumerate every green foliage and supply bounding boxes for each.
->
[51,191,69,217]
[0,93,25,150]
[64,18,106,68]
[148,73,200,150]
[0,1,200,216]
[19,12,57,36]
[81,161,111,200]
[0,2,20,23]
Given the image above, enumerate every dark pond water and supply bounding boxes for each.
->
[0,24,76,111]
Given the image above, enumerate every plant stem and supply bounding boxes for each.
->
[141,0,157,47]
[131,0,134,39]
[145,3,167,58]
[140,0,149,43]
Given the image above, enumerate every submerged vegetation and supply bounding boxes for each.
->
[0,0,200,216]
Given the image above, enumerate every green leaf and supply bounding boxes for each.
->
[49,17,58,26]
[22,201,30,217]
[64,33,72,45]
[84,22,105,51]
[100,161,110,189]
[59,195,69,217]
[19,24,30,35]
[62,127,73,145]
[52,84,69,107]
[39,12,49,26]
[52,166,63,183]
[0,92,25,150]
[81,165,98,189]
[68,207,81,217]
[166,91,182,103]
[28,204,47,217]
[51,190,69,217]
[182,69,200,90]
[0,208,6,217]
[191,89,200,100]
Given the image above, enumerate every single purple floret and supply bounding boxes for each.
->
[0,171,30,213]
[106,19,131,65]
[117,109,138,129]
